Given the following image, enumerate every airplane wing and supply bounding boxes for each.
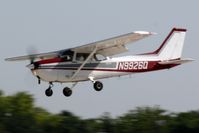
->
[5,30,155,61]
[5,51,60,61]
[71,31,155,56]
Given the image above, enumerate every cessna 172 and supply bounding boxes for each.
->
[5,28,193,97]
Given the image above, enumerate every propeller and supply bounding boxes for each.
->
[26,46,41,84]
[26,46,38,64]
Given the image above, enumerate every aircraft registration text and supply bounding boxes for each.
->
[118,61,148,70]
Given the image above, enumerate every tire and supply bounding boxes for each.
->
[45,88,53,97]
[63,87,72,97]
[94,81,103,91]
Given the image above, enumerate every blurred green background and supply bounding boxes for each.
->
[0,90,199,133]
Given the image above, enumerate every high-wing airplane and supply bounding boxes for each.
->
[5,28,193,97]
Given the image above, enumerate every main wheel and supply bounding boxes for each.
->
[63,87,72,97]
[45,87,53,97]
[94,81,103,91]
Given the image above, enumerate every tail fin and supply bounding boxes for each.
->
[145,28,187,60]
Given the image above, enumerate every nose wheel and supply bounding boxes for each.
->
[45,87,53,97]
[45,83,53,97]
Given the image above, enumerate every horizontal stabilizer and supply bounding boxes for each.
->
[158,58,194,65]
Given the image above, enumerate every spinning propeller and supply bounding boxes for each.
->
[26,46,41,84]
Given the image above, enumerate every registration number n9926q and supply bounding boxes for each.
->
[118,61,148,70]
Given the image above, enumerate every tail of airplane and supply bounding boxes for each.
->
[144,28,193,64]
[152,28,187,60]
[157,28,187,60]
[143,28,194,64]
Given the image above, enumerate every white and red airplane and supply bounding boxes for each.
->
[5,28,193,97]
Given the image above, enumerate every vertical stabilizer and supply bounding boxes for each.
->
[145,28,187,60]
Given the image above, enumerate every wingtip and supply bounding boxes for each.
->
[134,31,157,35]
[4,57,28,62]
[4,58,16,61]
[150,32,157,35]
[4,58,11,61]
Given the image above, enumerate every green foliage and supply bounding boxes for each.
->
[0,90,199,133]
[115,106,171,133]
[168,111,199,133]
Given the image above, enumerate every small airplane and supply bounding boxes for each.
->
[5,28,193,97]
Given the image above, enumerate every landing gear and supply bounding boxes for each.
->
[45,83,53,97]
[43,80,104,97]
[37,76,41,84]
[94,81,103,91]
[45,87,53,97]
[44,82,76,97]
[62,82,77,97]
[89,77,104,92]
[63,87,72,97]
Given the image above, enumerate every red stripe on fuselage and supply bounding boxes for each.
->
[37,57,64,65]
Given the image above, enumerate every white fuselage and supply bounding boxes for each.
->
[30,55,163,83]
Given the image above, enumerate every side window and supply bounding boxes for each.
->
[64,55,72,61]
[61,50,74,61]
[94,54,106,61]
[76,53,89,62]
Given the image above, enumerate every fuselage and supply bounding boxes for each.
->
[29,55,178,83]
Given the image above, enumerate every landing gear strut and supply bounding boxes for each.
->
[37,76,41,84]
[45,82,53,97]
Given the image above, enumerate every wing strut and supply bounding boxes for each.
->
[70,46,97,79]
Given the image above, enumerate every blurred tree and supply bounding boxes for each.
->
[168,111,199,133]
[56,111,89,133]
[0,90,9,133]
[115,106,170,133]
[2,92,38,133]
[84,119,102,133]
[1,90,199,133]
[99,112,116,133]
